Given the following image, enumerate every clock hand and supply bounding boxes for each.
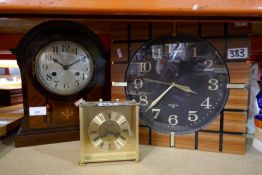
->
[143,78,170,85]
[172,83,197,94]
[65,57,85,69]
[52,58,66,69]
[145,83,174,112]
[143,78,197,94]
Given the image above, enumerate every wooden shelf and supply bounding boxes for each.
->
[0,0,261,18]
[0,104,24,137]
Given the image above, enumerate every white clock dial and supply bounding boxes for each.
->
[34,40,94,95]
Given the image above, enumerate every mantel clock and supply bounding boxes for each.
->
[15,20,107,147]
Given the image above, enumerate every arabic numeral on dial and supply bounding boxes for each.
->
[44,54,51,61]
[64,83,70,89]
[152,108,160,119]
[62,44,70,52]
[75,80,80,87]
[192,47,197,57]
[168,115,178,126]
[200,97,212,109]
[141,62,152,72]
[42,64,48,71]
[54,80,59,88]
[188,111,198,122]
[139,95,148,106]
[134,79,143,89]
[203,60,213,71]
[46,74,52,81]
[53,46,58,54]
[208,79,219,90]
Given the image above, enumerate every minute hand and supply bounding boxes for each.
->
[145,84,174,112]
[65,59,81,69]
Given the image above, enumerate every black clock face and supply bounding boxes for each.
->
[125,35,229,134]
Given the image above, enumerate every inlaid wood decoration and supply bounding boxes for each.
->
[110,22,250,154]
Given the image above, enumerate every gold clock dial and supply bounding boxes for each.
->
[34,40,94,96]
[88,111,131,151]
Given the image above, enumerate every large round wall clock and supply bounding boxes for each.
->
[125,35,229,135]
[14,20,107,147]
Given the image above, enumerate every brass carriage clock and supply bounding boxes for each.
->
[79,100,139,164]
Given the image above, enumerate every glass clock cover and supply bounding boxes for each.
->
[125,35,229,134]
[34,40,94,96]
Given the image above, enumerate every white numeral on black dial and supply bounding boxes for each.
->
[134,79,143,89]
[141,62,152,72]
[152,108,160,119]
[208,79,219,90]
[188,111,198,122]
[139,95,148,106]
[168,115,178,126]
[203,60,213,71]
[200,97,212,109]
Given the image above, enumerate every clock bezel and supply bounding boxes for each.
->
[125,35,230,135]
[33,39,95,96]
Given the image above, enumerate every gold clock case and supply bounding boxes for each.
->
[79,100,139,164]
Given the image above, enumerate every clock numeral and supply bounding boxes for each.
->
[69,48,77,55]
[203,60,214,71]
[139,95,148,106]
[119,135,127,141]
[142,62,152,72]
[93,113,106,125]
[75,80,80,87]
[93,137,103,147]
[44,54,52,61]
[62,44,70,52]
[200,97,212,109]
[46,74,52,81]
[42,64,48,71]
[53,46,58,54]
[89,130,98,134]
[188,111,198,122]
[151,45,163,59]
[114,139,124,150]
[192,47,197,58]
[64,83,70,89]
[82,73,85,80]
[208,79,219,90]
[134,79,143,89]
[152,108,161,119]
[167,43,182,61]
[168,115,178,126]
[54,80,59,88]
[116,115,127,126]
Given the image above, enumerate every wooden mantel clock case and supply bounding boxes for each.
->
[14,21,107,147]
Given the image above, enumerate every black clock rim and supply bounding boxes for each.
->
[15,20,106,101]
[124,34,230,135]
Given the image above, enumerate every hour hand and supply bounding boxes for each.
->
[52,58,65,67]
[172,83,197,94]
[144,78,197,94]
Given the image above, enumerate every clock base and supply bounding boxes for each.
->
[15,127,79,147]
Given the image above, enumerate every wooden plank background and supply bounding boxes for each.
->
[110,21,251,154]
